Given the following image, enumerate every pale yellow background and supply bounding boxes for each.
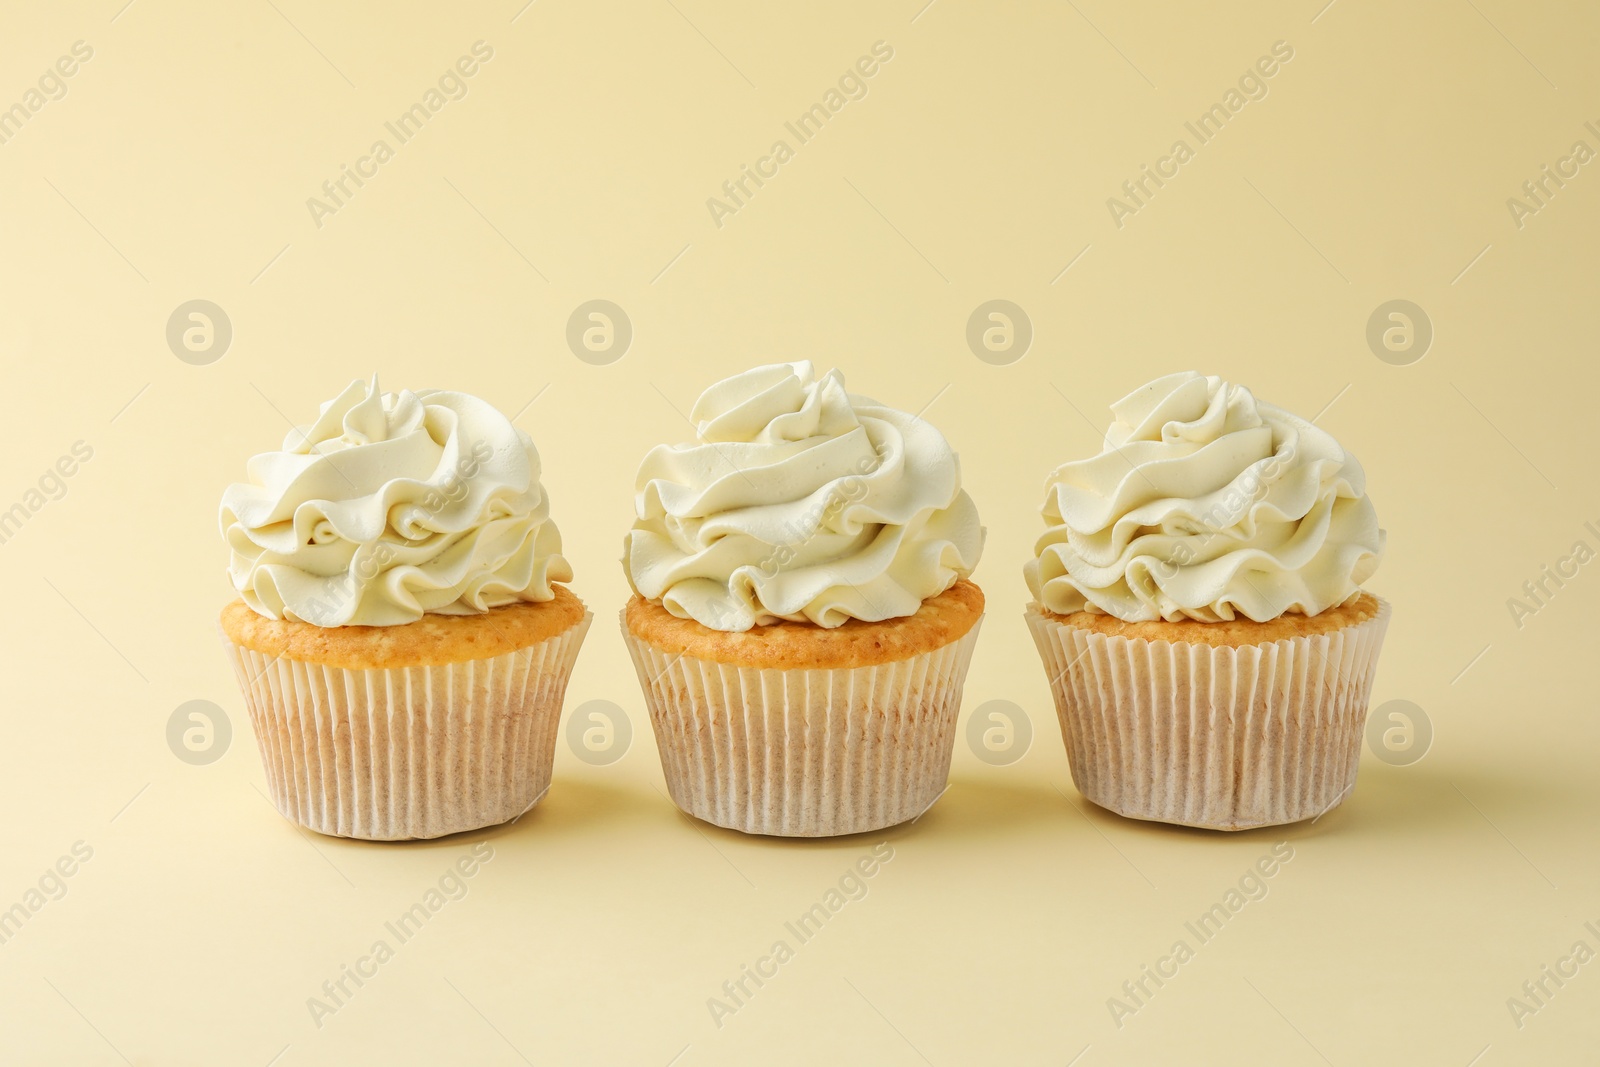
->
[1,0,1596,1063]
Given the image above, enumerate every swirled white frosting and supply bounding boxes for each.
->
[624,361,984,631]
[1025,371,1384,623]
[220,376,571,626]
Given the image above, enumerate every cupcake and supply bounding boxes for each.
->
[621,362,985,837]
[1024,372,1389,830]
[218,377,590,840]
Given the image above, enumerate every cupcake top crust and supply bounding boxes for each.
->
[220,376,571,627]
[1025,371,1384,624]
[624,361,984,632]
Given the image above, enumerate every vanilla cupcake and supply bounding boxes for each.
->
[621,362,985,837]
[1024,372,1389,830]
[218,377,590,840]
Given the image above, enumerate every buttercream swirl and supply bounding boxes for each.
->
[1025,371,1384,623]
[221,376,571,626]
[624,361,984,631]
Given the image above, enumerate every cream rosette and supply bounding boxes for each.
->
[221,375,571,627]
[217,376,586,840]
[623,360,983,632]
[620,361,986,836]
[1024,370,1383,623]
[1024,372,1390,830]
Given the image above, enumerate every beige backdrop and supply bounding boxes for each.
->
[1,0,1596,1063]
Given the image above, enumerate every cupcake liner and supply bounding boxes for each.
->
[1026,599,1390,831]
[622,618,983,837]
[222,613,591,841]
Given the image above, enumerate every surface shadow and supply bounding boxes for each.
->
[288,776,646,855]
[1045,756,1585,852]
[664,773,1083,856]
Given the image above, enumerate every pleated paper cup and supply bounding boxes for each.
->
[1026,598,1390,831]
[622,619,982,838]
[222,613,591,841]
